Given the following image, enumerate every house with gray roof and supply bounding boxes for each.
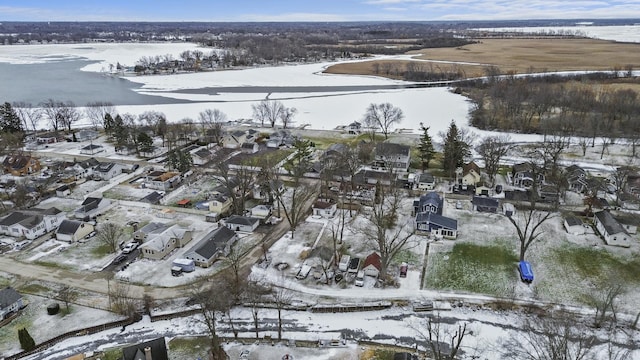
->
[0,287,23,320]
[184,226,238,268]
[0,207,65,240]
[122,337,168,360]
[55,219,94,242]
[415,212,457,239]
[416,172,435,190]
[139,224,192,260]
[413,192,443,215]
[74,197,111,219]
[373,142,411,172]
[93,162,123,180]
[140,191,163,205]
[564,216,586,235]
[80,143,104,155]
[472,196,499,213]
[594,211,630,247]
[223,215,260,232]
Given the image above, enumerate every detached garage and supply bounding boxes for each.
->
[56,220,94,243]
[223,215,260,233]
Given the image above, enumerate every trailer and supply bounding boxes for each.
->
[172,258,196,272]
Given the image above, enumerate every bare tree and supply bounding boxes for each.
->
[244,280,271,339]
[412,313,470,360]
[278,106,297,129]
[40,99,63,132]
[108,282,138,317]
[583,273,626,328]
[95,222,124,253]
[610,164,636,207]
[362,103,404,139]
[500,314,597,360]
[190,278,229,360]
[252,99,285,128]
[13,102,42,135]
[198,109,226,145]
[211,155,254,215]
[85,101,115,130]
[57,102,81,133]
[57,285,77,313]
[506,208,554,261]
[476,135,512,186]
[269,280,293,341]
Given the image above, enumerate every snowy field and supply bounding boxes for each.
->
[474,25,640,43]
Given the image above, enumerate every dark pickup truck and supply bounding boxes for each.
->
[347,257,361,273]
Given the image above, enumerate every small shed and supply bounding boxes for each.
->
[362,252,382,277]
[564,216,585,235]
[176,199,191,208]
[55,184,71,197]
[472,196,499,213]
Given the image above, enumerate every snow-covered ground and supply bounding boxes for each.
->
[474,25,640,43]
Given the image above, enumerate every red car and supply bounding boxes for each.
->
[399,262,408,278]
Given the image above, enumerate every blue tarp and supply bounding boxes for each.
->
[518,261,534,282]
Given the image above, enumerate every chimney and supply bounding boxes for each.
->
[144,346,152,360]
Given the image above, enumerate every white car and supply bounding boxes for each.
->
[122,242,138,254]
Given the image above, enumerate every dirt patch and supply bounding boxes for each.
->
[325,38,640,78]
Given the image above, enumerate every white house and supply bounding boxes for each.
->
[139,225,193,260]
[0,287,23,320]
[416,172,436,190]
[74,197,111,219]
[56,184,71,197]
[456,162,482,186]
[312,199,337,218]
[373,143,411,172]
[563,216,586,235]
[250,204,272,220]
[79,144,104,155]
[223,215,260,233]
[190,146,213,166]
[93,162,123,180]
[184,226,238,268]
[0,207,65,240]
[593,211,630,248]
[55,220,94,243]
[145,171,181,191]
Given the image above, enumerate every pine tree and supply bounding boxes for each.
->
[137,132,154,155]
[442,120,469,178]
[103,113,114,135]
[0,102,24,133]
[417,122,435,169]
[18,327,36,351]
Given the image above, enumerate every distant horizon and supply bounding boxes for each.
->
[2,1,640,22]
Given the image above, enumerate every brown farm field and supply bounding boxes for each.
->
[325,38,640,79]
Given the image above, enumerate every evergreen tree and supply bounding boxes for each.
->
[112,114,128,147]
[0,102,24,133]
[442,120,470,178]
[166,149,193,172]
[103,113,114,135]
[137,132,154,155]
[417,122,435,169]
[18,327,36,351]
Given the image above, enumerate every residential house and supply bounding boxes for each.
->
[65,158,99,180]
[139,225,193,260]
[241,142,259,154]
[122,337,168,360]
[140,191,164,205]
[413,192,443,215]
[145,171,181,191]
[566,165,588,193]
[184,226,238,268]
[266,129,296,148]
[190,146,213,165]
[538,184,559,203]
[55,220,94,242]
[93,162,123,180]
[133,222,171,242]
[512,163,545,189]
[0,287,24,320]
[354,169,394,186]
[250,204,272,220]
[222,130,249,149]
[345,121,362,134]
[415,212,458,239]
[75,129,99,142]
[472,196,499,213]
[362,252,382,277]
[0,207,65,240]
[74,197,111,219]
[416,172,435,190]
[564,216,586,235]
[208,192,233,215]
[224,215,260,232]
[312,199,337,218]
[324,143,348,159]
[55,184,71,197]
[373,143,411,172]
[456,162,482,186]
[612,214,639,235]
[474,183,492,196]
[36,132,61,144]
[593,211,631,247]
[252,180,284,201]
[2,154,41,176]
[115,144,137,155]
[79,144,104,155]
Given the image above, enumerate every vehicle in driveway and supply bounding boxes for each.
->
[399,262,408,278]
[85,231,97,239]
[113,254,127,265]
[122,241,138,254]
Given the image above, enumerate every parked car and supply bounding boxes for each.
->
[518,260,534,283]
[122,241,138,254]
[355,270,365,287]
[399,262,408,278]
[456,200,463,209]
[113,254,127,265]
[85,231,97,239]
[413,300,434,312]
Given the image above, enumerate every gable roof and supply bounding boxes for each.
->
[95,162,118,173]
[122,337,168,360]
[418,172,435,183]
[79,197,104,212]
[56,220,85,235]
[225,215,259,227]
[313,200,336,209]
[81,144,103,151]
[141,191,163,204]
[565,216,583,227]
[594,211,628,236]
[375,142,410,157]
[363,252,382,271]
[463,161,481,176]
[0,287,22,309]
[416,212,458,230]
[192,226,237,260]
